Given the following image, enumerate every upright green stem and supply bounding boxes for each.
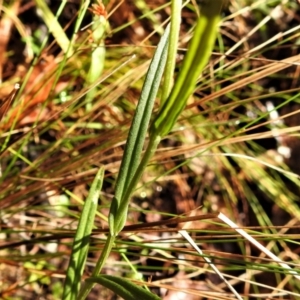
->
[114,135,161,232]
[161,0,182,104]
[85,10,107,111]
[108,25,171,236]
[77,233,116,300]
[78,135,161,299]
[151,0,224,137]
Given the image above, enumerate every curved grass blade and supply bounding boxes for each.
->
[86,275,161,300]
[62,167,104,300]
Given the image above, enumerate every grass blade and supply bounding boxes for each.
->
[86,275,161,300]
[62,167,105,300]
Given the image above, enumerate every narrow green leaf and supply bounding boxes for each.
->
[77,233,116,300]
[151,0,224,137]
[85,14,107,111]
[161,0,182,104]
[109,24,170,235]
[35,0,72,55]
[62,167,104,300]
[86,275,161,300]
[78,16,171,300]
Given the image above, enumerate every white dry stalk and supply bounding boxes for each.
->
[179,229,243,300]
[218,212,300,281]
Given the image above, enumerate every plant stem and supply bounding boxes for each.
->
[115,135,161,233]
[79,135,161,299]
[77,233,116,300]
[161,0,182,104]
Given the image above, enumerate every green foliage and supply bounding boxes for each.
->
[63,168,104,300]
[78,1,223,298]
[34,0,71,54]
[78,21,171,300]
[108,24,170,237]
[85,11,108,111]
[86,275,161,300]
[151,0,224,137]
[2,0,300,299]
